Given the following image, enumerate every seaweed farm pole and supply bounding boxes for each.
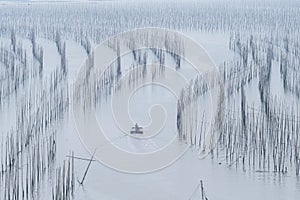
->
[80,149,96,185]
[71,151,75,196]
